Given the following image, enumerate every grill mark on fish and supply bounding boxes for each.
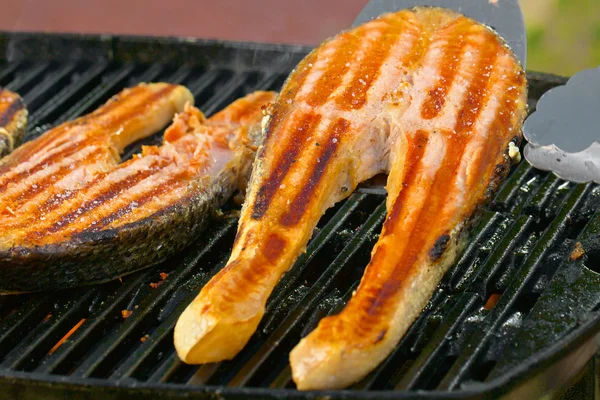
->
[252,112,322,219]
[7,91,275,247]
[467,70,525,205]
[0,131,77,176]
[1,84,284,257]
[0,142,96,196]
[337,22,402,111]
[305,31,363,107]
[3,85,175,178]
[41,163,162,235]
[263,233,286,264]
[383,131,429,234]
[77,84,164,123]
[280,118,348,226]
[420,20,470,119]
[13,150,102,206]
[84,172,189,231]
[7,173,108,232]
[261,52,319,143]
[0,140,87,188]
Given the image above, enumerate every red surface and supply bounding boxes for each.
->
[1,0,368,45]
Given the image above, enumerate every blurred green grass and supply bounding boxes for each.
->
[522,0,600,76]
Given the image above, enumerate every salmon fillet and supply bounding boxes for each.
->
[0,88,28,158]
[173,6,527,390]
[0,83,277,293]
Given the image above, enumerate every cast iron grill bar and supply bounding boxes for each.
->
[196,72,253,116]
[131,63,165,84]
[489,205,600,380]
[26,61,109,130]
[4,63,51,93]
[33,272,151,374]
[54,63,138,124]
[162,64,197,88]
[492,161,535,212]
[438,183,592,389]
[69,219,238,378]
[106,222,239,380]
[393,292,480,390]
[20,63,78,109]
[522,174,560,216]
[0,62,21,85]
[185,69,222,99]
[458,214,533,294]
[0,295,55,359]
[264,282,359,389]
[0,289,97,371]
[111,218,239,383]
[442,211,502,291]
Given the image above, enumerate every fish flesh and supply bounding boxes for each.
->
[173,6,527,390]
[0,88,27,158]
[0,82,276,293]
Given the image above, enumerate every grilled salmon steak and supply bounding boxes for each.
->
[0,88,27,158]
[174,6,527,389]
[0,82,277,293]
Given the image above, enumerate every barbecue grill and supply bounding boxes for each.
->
[0,32,598,400]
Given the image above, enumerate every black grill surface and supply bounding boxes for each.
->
[0,33,599,400]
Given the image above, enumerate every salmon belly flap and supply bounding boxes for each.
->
[174,6,527,390]
[0,83,277,293]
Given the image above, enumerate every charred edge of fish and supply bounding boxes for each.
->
[0,131,11,157]
[429,234,451,261]
[0,95,25,127]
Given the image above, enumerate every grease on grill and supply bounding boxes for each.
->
[48,318,86,355]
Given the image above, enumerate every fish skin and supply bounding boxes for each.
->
[0,84,276,293]
[0,88,28,158]
[173,6,527,388]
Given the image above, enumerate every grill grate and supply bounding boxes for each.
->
[0,33,599,399]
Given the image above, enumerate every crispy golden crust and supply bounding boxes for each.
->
[174,7,527,389]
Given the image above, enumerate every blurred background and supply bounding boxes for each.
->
[1,0,598,76]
